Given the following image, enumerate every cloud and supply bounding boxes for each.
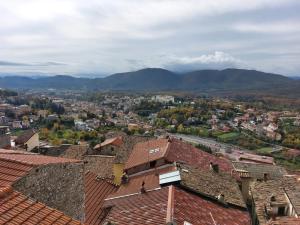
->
[233,20,300,33]
[0,61,30,66]
[126,52,245,72]
[0,61,66,67]
[0,0,299,76]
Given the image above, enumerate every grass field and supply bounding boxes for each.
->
[217,132,240,141]
[256,147,274,155]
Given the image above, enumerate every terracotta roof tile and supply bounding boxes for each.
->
[125,138,233,173]
[94,136,123,150]
[103,186,250,225]
[173,187,250,225]
[0,150,82,187]
[0,187,83,225]
[103,188,169,225]
[107,166,176,199]
[85,171,118,225]
[124,138,169,170]
[166,138,233,173]
[0,158,33,187]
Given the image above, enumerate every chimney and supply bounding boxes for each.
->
[217,194,225,203]
[121,172,129,184]
[140,181,146,194]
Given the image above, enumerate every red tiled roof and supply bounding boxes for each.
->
[94,136,123,150]
[165,138,233,172]
[0,150,81,187]
[107,166,176,199]
[173,187,250,225]
[103,186,250,225]
[125,138,233,173]
[85,171,118,225]
[125,138,169,170]
[103,188,169,225]
[0,157,33,187]
[0,186,83,225]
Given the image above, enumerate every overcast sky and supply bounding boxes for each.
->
[0,0,300,77]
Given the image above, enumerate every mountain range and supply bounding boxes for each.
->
[0,68,299,95]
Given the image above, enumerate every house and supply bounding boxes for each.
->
[128,123,140,131]
[124,137,233,175]
[37,109,49,118]
[102,165,250,225]
[15,129,39,151]
[0,149,85,221]
[151,95,175,103]
[232,162,287,201]
[251,176,300,225]
[12,120,22,129]
[75,120,91,131]
[94,136,123,155]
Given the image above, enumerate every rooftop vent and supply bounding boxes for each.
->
[159,170,181,185]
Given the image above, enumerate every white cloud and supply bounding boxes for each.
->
[160,52,245,72]
[233,20,300,33]
[0,0,299,76]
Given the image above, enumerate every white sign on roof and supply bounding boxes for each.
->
[159,170,181,185]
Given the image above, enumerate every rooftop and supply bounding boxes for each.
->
[232,161,287,180]
[15,129,36,145]
[251,176,300,224]
[178,164,246,208]
[94,136,123,150]
[0,186,82,225]
[103,186,250,225]
[125,138,233,173]
[0,150,81,166]
[0,149,81,187]
[85,171,118,225]
[108,164,245,208]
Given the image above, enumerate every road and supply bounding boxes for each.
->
[169,133,249,154]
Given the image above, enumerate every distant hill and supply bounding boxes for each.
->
[0,68,299,95]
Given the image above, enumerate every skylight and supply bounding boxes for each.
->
[149,148,160,154]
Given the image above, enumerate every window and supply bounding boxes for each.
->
[150,161,157,168]
[278,206,285,216]
[149,148,160,154]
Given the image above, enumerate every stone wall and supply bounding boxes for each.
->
[84,155,115,178]
[13,162,85,221]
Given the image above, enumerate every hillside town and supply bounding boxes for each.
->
[0,90,299,225]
